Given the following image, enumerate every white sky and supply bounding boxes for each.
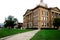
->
[0,0,60,23]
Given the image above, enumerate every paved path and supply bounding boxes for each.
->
[1,30,39,40]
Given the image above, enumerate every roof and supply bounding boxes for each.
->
[23,5,60,16]
[49,7,60,11]
[23,5,48,16]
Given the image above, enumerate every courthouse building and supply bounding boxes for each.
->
[23,0,60,29]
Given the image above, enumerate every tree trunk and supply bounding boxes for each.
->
[54,26,55,28]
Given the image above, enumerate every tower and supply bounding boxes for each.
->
[40,0,43,3]
[40,0,47,7]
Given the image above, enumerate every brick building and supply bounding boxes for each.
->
[23,0,60,29]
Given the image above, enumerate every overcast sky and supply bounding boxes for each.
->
[0,0,60,23]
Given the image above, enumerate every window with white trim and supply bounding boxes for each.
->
[42,11,48,16]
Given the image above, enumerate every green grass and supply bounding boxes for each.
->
[30,30,60,40]
[0,28,33,38]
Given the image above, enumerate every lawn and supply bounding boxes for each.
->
[30,30,60,40]
[0,28,33,38]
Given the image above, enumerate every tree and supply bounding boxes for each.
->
[4,15,18,29]
[53,18,60,29]
[17,23,22,29]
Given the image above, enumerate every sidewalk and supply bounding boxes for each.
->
[0,30,39,40]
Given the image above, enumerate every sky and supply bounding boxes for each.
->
[0,0,60,23]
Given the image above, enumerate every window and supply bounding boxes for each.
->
[34,21,38,25]
[42,11,48,16]
[34,16,38,20]
[41,17,48,21]
[47,12,48,16]
[41,17,45,20]
[42,22,46,27]
[34,10,38,17]
[42,22,44,26]
[34,16,38,25]
[34,10,38,24]
[46,17,48,21]
[28,15,30,20]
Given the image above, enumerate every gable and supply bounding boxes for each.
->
[52,7,60,11]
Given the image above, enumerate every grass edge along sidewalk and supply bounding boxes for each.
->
[30,30,60,40]
[0,28,33,38]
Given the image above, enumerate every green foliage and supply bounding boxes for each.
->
[4,15,18,28]
[53,18,60,29]
[30,30,60,40]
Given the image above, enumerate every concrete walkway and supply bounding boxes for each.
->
[0,30,39,40]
